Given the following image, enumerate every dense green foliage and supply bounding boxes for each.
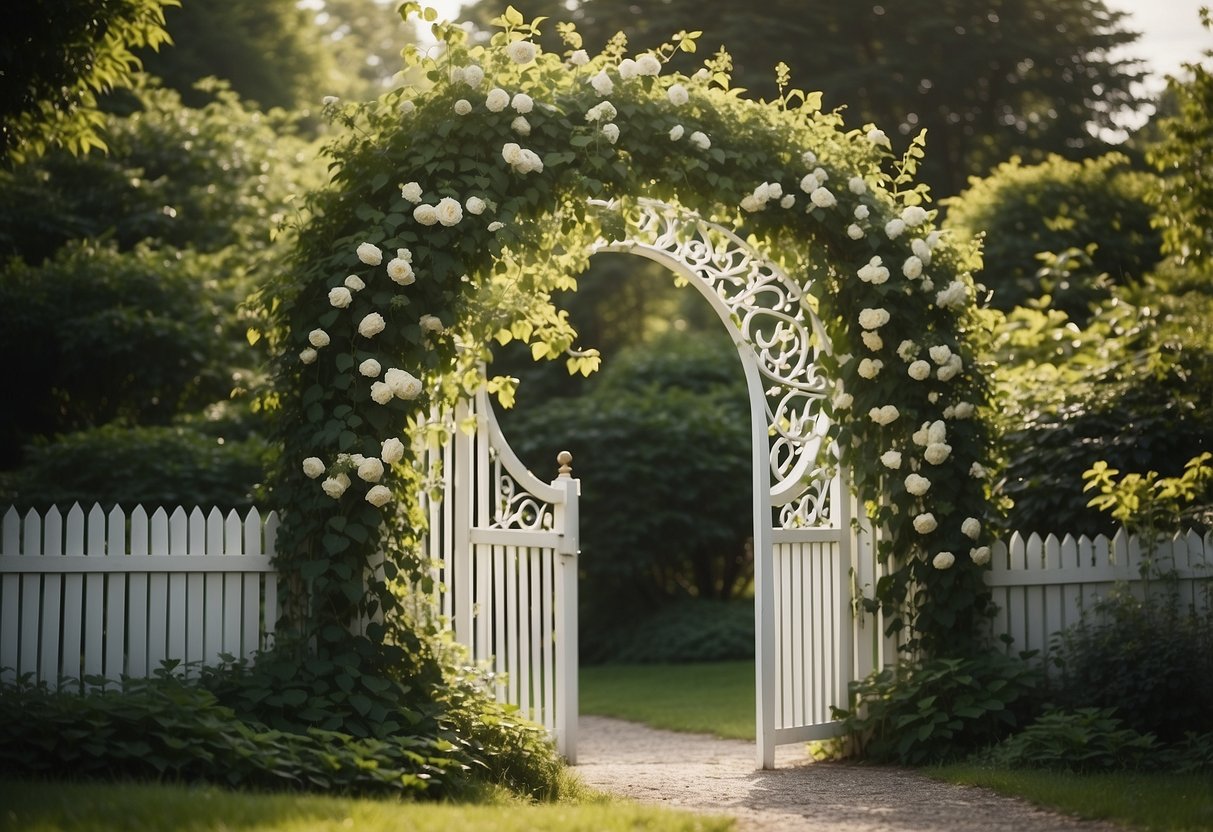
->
[0,0,174,162]
[463,0,1146,196]
[835,653,1043,764]
[944,154,1161,318]
[0,667,563,799]
[583,599,754,665]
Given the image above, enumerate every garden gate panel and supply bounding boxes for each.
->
[416,388,580,761]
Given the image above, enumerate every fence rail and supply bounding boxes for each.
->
[986,527,1212,663]
[0,503,279,690]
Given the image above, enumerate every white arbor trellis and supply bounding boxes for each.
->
[590,198,877,767]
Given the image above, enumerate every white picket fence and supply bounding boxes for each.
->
[0,503,279,690]
[986,527,1212,664]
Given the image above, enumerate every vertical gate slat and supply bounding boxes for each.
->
[82,504,107,684]
[528,547,543,725]
[791,544,805,729]
[224,510,245,660]
[19,509,43,681]
[147,508,170,671]
[61,505,85,689]
[1042,534,1062,664]
[493,544,506,701]
[518,545,532,720]
[104,505,128,682]
[263,511,279,648]
[167,507,189,664]
[507,546,520,714]
[204,508,224,665]
[542,547,555,734]
[127,506,150,679]
[186,508,206,668]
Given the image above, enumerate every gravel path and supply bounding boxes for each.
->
[575,716,1123,832]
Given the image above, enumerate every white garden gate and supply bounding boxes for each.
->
[415,388,582,761]
[594,199,886,768]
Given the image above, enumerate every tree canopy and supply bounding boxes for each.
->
[464,0,1147,196]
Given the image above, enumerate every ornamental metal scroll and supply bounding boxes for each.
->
[590,198,838,528]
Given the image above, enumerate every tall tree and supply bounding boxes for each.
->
[0,0,175,163]
[464,0,1146,196]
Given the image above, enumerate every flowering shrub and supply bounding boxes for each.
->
[262,4,997,662]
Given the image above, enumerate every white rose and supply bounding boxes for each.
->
[928,420,948,444]
[590,70,614,96]
[302,457,325,479]
[929,345,953,365]
[419,314,444,333]
[462,65,485,87]
[465,196,486,215]
[954,402,975,419]
[450,66,466,85]
[511,92,534,113]
[488,221,504,232]
[328,287,352,308]
[357,457,385,483]
[854,204,870,220]
[809,187,837,209]
[413,204,439,226]
[970,546,991,566]
[885,218,906,239]
[501,142,523,165]
[938,355,963,382]
[880,451,902,469]
[385,367,422,399]
[299,347,317,364]
[358,313,385,338]
[914,513,938,534]
[358,358,381,377]
[569,49,589,66]
[370,381,393,405]
[322,95,339,106]
[867,127,891,148]
[486,88,510,112]
[908,360,931,381]
[924,442,952,465]
[928,391,940,402]
[601,122,620,143]
[858,307,890,330]
[912,422,931,446]
[636,53,661,76]
[927,230,943,248]
[857,357,883,379]
[868,405,899,426]
[356,242,383,266]
[970,462,987,478]
[740,194,763,213]
[321,473,351,499]
[669,124,684,140]
[832,391,854,410]
[387,257,414,285]
[308,329,330,348]
[935,280,968,309]
[897,340,918,362]
[847,224,864,240]
[506,40,537,64]
[454,99,472,115]
[365,484,392,508]
[517,146,543,171]
[802,150,817,165]
[512,116,531,135]
[911,237,932,265]
[381,437,405,465]
[861,330,883,351]
[962,517,982,540]
[905,473,932,496]
[344,274,365,292]
[667,83,689,106]
[901,205,929,227]
[435,196,463,227]
[857,257,889,285]
[689,131,710,150]
[903,256,924,279]
[933,551,956,570]
[399,99,416,115]
[617,58,638,79]
[400,181,423,203]
[586,101,617,122]
[780,194,796,209]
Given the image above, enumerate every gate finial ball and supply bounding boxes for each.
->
[557,451,573,477]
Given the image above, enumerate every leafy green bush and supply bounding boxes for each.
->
[0,422,273,513]
[1048,585,1213,743]
[585,599,754,665]
[944,153,1161,319]
[835,653,1043,764]
[978,708,1163,771]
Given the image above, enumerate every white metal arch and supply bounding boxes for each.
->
[591,198,854,768]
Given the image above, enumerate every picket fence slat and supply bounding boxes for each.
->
[0,504,279,689]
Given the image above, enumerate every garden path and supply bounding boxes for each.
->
[576,716,1123,832]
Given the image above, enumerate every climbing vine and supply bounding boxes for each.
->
[262,3,999,664]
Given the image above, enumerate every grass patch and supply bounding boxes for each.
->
[580,661,754,740]
[930,766,1213,832]
[0,777,733,832]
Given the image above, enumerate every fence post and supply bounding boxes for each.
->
[553,451,580,764]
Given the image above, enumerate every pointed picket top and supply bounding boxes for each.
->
[1025,532,1044,568]
[1184,529,1207,572]
[1109,526,1130,567]
[66,503,85,556]
[2,506,19,556]
[1059,534,1079,568]
[44,506,63,558]
[22,508,42,558]
[1043,534,1061,569]
[244,508,263,556]
[1076,534,1095,567]
[169,506,189,555]
[206,507,224,554]
[1007,530,1027,570]
[989,536,1009,571]
[188,507,207,555]
[265,511,280,558]
[86,503,107,556]
[108,504,126,557]
[224,509,243,555]
[130,506,150,557]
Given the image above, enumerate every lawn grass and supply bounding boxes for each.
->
[930,766,1213,832]
[0,777,733,832]
[580,661,754,740]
